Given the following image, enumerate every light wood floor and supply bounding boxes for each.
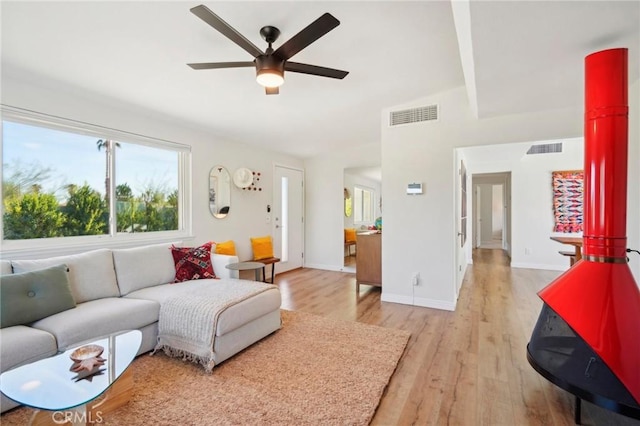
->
[270,249,639,426]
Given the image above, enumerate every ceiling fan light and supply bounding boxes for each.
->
[256,69,284,88]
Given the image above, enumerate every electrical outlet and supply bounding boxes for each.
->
[412,273,420,286]
[525,248,532,255]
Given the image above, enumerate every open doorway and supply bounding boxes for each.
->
[343,166,381,273]
[472,172,511,256]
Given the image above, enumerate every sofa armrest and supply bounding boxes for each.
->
[212,254,239,279]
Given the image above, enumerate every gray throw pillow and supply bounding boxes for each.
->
[1,264,76,328]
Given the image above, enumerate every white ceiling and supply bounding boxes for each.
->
[2,1,638,159]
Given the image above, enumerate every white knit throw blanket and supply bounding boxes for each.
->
[153,280,276,372]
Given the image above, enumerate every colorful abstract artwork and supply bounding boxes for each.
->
[552,170,584,233]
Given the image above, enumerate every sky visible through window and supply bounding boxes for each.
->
[3,121,178,199]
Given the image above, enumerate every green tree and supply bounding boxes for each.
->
[2,161,55,201]
[116,183,137,232]
[3,192,65,239]
[139,187,165,232]
[162,189,179,230]
[61,184,107,236]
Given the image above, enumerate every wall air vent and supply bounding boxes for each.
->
[526,142,563,155]
[390,104,438,126]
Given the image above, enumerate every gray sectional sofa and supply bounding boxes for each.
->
[0,242,282,413]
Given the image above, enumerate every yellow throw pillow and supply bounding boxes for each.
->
[345,228,356,243]
[251,236,274,260]
[214,240,236,256]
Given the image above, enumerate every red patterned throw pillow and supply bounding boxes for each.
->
[170,243,216,283]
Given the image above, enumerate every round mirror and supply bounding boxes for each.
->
[209,166,231,219]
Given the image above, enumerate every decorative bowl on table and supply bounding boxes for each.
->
[70,344,104,362]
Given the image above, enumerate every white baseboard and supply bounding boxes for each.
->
[380,293,413,305]
[303,263,347,272]
[510,262,567,271]
[413,297,456,311]
[381,293,456,311]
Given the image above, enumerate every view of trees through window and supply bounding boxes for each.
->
[2,120,180,240]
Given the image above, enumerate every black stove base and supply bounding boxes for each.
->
[527,345,640,423]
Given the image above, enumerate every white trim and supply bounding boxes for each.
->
[381,292,457,311]
[413,296,456,311]
[353,184,375,225]
[273,163,305,271]
[303,263,343,272]
[510,262,567,271]
[1,105,190,152]
[1,106,193,256]
[380,292,413,305]
[0,234,195,260]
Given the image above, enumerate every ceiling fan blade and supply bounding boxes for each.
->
[188,61,255,70]
[274,13,340,61]
[265,87,279,95]
[190,5,263,58]
[285,62,348,79]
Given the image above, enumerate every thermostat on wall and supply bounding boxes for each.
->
[407,182,423,195]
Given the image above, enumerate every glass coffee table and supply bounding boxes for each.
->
[225,261,265,281]
[0,329,141,425]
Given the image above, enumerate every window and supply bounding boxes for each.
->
[1,107,190,252]
[353,186,374,224]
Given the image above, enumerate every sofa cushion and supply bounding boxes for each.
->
[1,264,76,328]
[171,242,216,282]
[211,253,239,279]
[0,260,12,275]
[0,325,57,372]
[11,249,119,303]
[30,297,160,350]
[112,242,177,295]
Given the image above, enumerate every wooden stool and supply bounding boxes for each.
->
[558,250,576,266]
[345,240,356,256]
[258,257,280,283]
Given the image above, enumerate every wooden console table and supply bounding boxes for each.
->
[356,232,381,292]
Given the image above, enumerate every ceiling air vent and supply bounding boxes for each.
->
[526,142,563,155]
[390,105,438,126]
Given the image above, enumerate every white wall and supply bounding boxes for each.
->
[304,143,381,272]
[467,138,584,270]
[381,85,596,310]
[1,76,304,263]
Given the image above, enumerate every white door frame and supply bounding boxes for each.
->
[273,164,305,273]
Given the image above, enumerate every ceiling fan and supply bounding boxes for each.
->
[187,5,349,95]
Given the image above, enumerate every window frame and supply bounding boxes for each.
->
[353,185,375,225]
[1,106,192,257]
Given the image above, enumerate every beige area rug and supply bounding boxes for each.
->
[2,310,410,425]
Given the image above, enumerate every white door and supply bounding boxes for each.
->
[273,165,304,273]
